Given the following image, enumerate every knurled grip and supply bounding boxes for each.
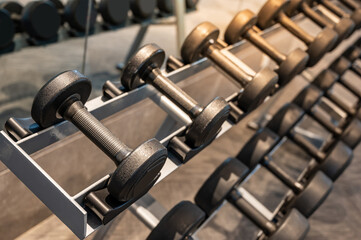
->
[64,101,132,163]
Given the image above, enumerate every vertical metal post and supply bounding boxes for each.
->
[81,0,94,74]
[174,0,186,56]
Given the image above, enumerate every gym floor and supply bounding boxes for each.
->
[1,0,361,239]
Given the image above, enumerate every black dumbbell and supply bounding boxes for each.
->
[331,57,361,87]
[312,69,361,116]
[157,0,173,14]
[237,128,333,217]
[130,0,156,19]
[31,70,167,202]
[294,85,361,149]
[309,0,361,29]
[286,0,355,50]
[181,22,278,112]
[266,103,353,181]
[121,43,230,148]
[195,158,310,240]
[48,0,97,32]
[147,201,205,240]
[257,0,338,67]
[224,9,309,86]
[0,9,15,49]
[97,0,129,26]
[0,1,61,40]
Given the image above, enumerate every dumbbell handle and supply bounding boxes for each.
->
[245,28,286,64]
[63,100,132,164]
[340,0,360,10]
[147,68,203,119]
[319,0,346,17]
[206,44,253,86]
[228,188,277,235]
[277,11,314,45]
[263,156,304,194]
[302,2,334,28]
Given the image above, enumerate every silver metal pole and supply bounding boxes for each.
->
[174,0,186,56]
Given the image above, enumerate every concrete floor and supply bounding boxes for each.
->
[1,0,361,239]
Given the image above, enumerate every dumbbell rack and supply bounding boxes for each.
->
[1,13,360,239]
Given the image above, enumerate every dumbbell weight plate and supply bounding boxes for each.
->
[224,9,257,44]
[0,1,23,15]
[181,21,220,63]
[31,70,92,128]
[186,97,230,147]
[108,138,167,201]
[121,43,165,90]
[130,0,156,19]
[291,171,332,217]
[0,9,15,48]
[147,201,205,240]
[157,0,173,14]
[306,27,338,66]
[237,68,278,112]
[99,0,129,26]
[341,119,361,149]
[257,0,287,29]
[268,209,309,240]
[65,0,97,32]
[334,18,355,40]
[48,0,65,10]
[285,0,302,16]
[22,1,61,40]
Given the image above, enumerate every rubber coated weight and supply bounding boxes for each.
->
[122,43,230,148]
[292,171,332,217]
[0,1,22,15]
[195,158,310,239]
[268,209,309,240]
[258,0,338,67]
[224,10,309,86]
[0,9,15,48]
[130,0,156,19]
[22,1,61,40]
[157,0,173,14]
[48,0,65,9]
[340,118,361,149]
[32,70,167,202]
[182,22,278,112]
[147,201,205,240]
[99,0,129,25]
[64,0,97,32]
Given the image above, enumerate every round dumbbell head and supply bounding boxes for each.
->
[181,22,220,63]
[267,103,304,137]
[0,9,15,49]
[268,209,309,240]
[48,0,65,10]
[331,57,351,75]
[157,0,173,14]
[312,69,338,91]
[341,119,361,149]
[284,0,302,16]
[121,43,165,90]
[319,141,353,181]
[257,0,288,29]
[292,171,333,217]
[186,0,198,9]
[237,68,278,112]
[195,158,249,216]
[0,1,23,15]
[293,85,322,110]
[330,17,355,51]
[99,0,129,26]
[343,46,361,62]
[351,8,361,29]
[64,0,97,32]
[147,201,205,240]
[21,1,61,40]
[31,70,92,128]
[107,138,167,202]
[186,97,230,147]
[130,0,156,19]
[224,9,258,45]
[237,128,279,169]
[277,48,309,86]
[306,28,338,67]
